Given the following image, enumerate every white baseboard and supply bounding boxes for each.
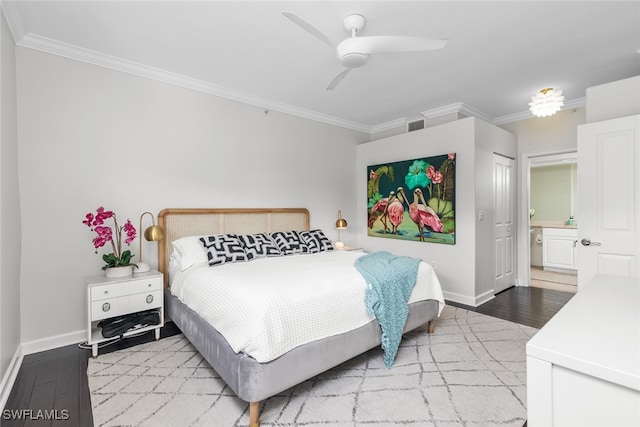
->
[474,289,495,306]
[443,289,495,307]
[0,346,23,410]
[1,329,85,410]
[443,290,476,306]
[20,329,86,356]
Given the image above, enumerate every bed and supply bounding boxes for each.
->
[157,208,445,426]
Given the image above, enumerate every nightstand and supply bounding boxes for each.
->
[86,269,164,357]
[335,245,363,252]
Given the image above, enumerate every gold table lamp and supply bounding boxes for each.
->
[135,211,164,273]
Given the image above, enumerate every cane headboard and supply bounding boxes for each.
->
[157,208,310,287]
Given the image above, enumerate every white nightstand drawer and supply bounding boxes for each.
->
[91,283,121,301]
[130,277,163,294]
[129,290,162,313]
[91,297,128,321]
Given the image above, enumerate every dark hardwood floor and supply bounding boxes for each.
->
[3,323,181,427]
[446,285,574,329]
[3,286,573,426]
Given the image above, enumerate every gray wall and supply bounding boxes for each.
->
[16,47,369,349]
[0,9,21,405]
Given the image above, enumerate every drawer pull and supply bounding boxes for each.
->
[102,302,111,312]
[147,283,152,288]
[146,294,154,304]
[104,290,109,295]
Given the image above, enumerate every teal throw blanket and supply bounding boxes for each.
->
[354,251,421,368]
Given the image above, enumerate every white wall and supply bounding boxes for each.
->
[357,119,476,302]
[0,10,21,406]
[357,117,516,305]
[501,108,585,155]
[586,75,640,123]
[16,47,369,348]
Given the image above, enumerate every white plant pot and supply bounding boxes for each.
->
[105,265,134,278]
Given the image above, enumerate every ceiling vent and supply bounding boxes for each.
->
[407,119,425,132]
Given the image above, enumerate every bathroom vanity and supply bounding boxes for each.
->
[542,227,578,271]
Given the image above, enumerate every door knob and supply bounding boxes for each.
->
[581,238,602,246]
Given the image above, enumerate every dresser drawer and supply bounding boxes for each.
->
[90,283,121,301]
[128,290,162,313]
[130,277,163,294]
[91,296,128,321]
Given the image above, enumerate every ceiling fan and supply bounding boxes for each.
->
[282,11,448,90]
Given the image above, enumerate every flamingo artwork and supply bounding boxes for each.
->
[368,191,394,232]
[409,188,443,241]
[387,187,408,234]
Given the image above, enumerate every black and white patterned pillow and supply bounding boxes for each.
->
[270,231,309,255]
[299,229,334,253]
[200,234,248,266]
[237,233,281,260]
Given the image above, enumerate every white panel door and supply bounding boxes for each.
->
[577,114,640,285]
[494,154,516,293]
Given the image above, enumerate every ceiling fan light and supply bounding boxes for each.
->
[340,52,368,68]
[529,87,565,117]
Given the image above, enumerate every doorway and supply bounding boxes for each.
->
[520,149,578,293]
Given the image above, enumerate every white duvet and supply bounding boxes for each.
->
[170,250,445,363]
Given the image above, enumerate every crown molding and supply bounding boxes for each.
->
[421,102,493,123]
[10,28,373,134]
[458,103,493,123]
[2,3,587,135]
[369,118,407,135]
[492,110,537,125]
[493,97,586,125]
[421,103,465,119]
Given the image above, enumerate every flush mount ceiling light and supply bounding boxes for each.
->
[529,87,565,117]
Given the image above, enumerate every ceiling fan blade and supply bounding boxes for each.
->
[282,11,335,51]
[326,69,351,90]
[338,36,447,56]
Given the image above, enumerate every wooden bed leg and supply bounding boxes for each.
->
[249,401,260,427]
[428,319,435,334]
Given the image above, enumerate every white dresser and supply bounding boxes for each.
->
[526,274,640,426]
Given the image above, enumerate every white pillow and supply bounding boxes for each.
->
[171,235,209,271]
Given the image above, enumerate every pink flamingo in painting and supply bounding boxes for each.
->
[368,191,394,232]
[387,187,408,234]
[409,188,443,241]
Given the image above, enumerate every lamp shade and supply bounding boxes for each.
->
[336,210,348,229]
[144,224,164,242]
[529,88,564,117]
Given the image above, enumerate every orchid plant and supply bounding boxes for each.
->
[82,207,137,270]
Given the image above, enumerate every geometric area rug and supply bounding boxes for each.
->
[88,306,538,426]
